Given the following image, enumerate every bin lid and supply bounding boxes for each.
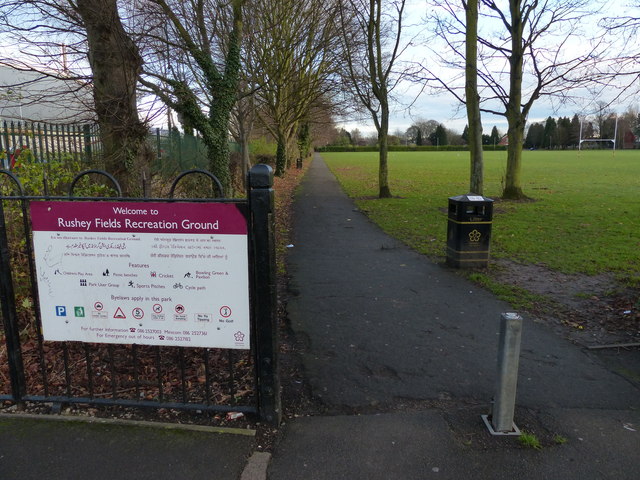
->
[448,193,494,203]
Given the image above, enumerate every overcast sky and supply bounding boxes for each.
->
[340,0,638,138]
[1,0,636,137]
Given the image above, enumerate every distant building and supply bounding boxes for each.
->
[0,65,94,124]
[623,130,637,149]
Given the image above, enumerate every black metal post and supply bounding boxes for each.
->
[248,164,281,426]
[0,199,26,402]
[156,128,162,161]
[83,124,92,162]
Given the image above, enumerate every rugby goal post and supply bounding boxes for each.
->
[579,116,618,151]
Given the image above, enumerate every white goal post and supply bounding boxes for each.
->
[579,116,618,151]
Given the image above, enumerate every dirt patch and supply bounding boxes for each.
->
[490,259,640,346]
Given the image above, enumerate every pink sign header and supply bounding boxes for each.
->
[30,201,247,235]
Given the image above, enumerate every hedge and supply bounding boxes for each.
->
[315,145,508,153]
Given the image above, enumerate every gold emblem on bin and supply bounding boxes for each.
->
[469,229,482,242]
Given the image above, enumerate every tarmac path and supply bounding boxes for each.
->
[284,155,637,412]
[268,154,640,480]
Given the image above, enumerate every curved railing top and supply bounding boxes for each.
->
[68,170,123,198]
[2,168,229,200]
[0,169,26,196]
[168,169,224,199]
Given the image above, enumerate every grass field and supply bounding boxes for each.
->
[321,150,640,285]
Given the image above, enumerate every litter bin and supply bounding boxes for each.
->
[446,193,493,268]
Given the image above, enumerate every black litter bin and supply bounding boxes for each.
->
[446,194,493,268]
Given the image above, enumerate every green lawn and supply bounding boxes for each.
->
[321,150,640,285]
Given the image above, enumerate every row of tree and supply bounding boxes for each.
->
[0,0,353,195]
[328,121,504,148]
[1,1,639,200]
[0,0,426,199]
[407,122,502,148]
[525,109,640,149]
[426,1,640,199]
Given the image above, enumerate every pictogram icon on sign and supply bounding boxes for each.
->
[153,304,163,314]
[175,304,185,314]
[94,301,104,311]
[220,306,232,318]
[114,307,126,319]
[132,308,144,320]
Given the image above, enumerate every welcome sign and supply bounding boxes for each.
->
[30,201,250,349]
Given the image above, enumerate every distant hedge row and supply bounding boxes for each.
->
[315,145,508,153]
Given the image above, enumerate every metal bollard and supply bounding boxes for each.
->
[482,312,523,435]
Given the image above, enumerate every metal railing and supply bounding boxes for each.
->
[0,120,100,168]
[0,121,222,178]
[0,165,280,424]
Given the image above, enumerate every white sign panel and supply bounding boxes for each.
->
[30,201,250,349]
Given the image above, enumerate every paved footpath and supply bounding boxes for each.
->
[268,155,639,479]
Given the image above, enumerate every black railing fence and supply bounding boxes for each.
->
[0,121,100,168]
[0,121,215,177]
[0,165,280,425]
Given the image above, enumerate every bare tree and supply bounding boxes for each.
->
[426,0,604,199]
[229,86,256,188]
[76,0,152,195]
[338,0,411,199]
[248,0,341,176]
[0,0,151,195]
[405,119,440,144]
[464,0,483,195]
[598,4,640,105]
[136,0,246,193]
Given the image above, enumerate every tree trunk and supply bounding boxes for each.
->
[235,94,254,190]
[465,0,483,195]
[238,121,251,190]
[207,109,232,195]
[502,0,526,200]
[208,0,244,193]
[275,133,286,177]
[503,111,526,199]
[76,0,150,196]
[378,99,392,198]
[285,123,298,170]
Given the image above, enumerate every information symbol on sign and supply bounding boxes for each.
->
[94,302,104,311]
[55,306,67,316]
[153,304,162,314]
[175,304,185,314]
[74,307,85,317]
[114,307,126,319]
[132,308,144,320]
[220,306,232,318]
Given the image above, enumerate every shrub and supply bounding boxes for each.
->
[8,149,115,197]
[250,137,277,157]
